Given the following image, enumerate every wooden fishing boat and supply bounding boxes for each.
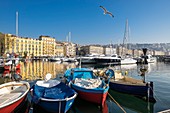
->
[64,68,110,107]
[30,74,77,113]
[0,81,30,113]
[108,69,156,102]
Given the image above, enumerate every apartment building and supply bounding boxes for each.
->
[63,42,77,57]
[39,35,56,57]
[81,45,104,55]
[55,41,64,57]
[104,46,116,55]
[0,33,58,57]
[0,33,43,57]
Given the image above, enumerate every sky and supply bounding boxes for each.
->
[0,0,170,45]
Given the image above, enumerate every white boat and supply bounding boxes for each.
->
[78,57,96,64]
[141,54,156,63]
[120,63,137,70]
[121,57,137,65]
[0,81,30,113]
[146,55,156,63]
[94,54,121,65]
[76,54,96,64]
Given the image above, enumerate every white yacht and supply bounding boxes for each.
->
[93,54,121,65]
[76,54,97,64]
[142,54,156,63]
[121,57,137,65]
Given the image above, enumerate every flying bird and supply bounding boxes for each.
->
[99,6,114,18]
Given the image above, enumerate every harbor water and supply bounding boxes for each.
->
[0,61,170,113]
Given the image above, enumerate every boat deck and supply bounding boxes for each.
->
[0,92,24,106]
[110,77,146,86]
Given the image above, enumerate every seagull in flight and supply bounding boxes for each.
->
[99,6,114,18]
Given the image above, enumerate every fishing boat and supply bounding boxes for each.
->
[108,69,156,102]
[0,81,30,113]
[64,68,111,108]
[30,73,77,113]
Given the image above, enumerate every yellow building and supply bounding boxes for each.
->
[39,36,56,57]
[0,33,43,57]
[0,33,58,57]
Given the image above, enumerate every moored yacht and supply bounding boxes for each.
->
[121,57,137,65]
[144,54,156,63]
[93,54,121,65]
[76,54,98,64]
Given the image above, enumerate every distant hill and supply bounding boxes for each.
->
[104,43,170,52]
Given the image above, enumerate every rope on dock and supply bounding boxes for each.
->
[108,93,126,113]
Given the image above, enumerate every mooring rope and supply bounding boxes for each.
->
[108,93,126,113]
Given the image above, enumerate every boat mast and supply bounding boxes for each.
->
[122,19,129,56]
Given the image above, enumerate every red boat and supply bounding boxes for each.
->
[0,81,30,113]
[64,68,110,108]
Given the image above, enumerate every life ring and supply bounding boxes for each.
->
[105,69,114,78]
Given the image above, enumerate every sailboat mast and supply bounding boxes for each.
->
[122,19,129,56]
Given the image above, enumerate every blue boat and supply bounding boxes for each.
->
[108,69,156,102]
[64,68,112,107]
[31,77,77,113]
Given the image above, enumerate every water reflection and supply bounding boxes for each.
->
[70,98,108,113]
[0,61,160,113]
[19,61,77,81]
[108,90,154,113]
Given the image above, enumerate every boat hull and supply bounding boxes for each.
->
[0,96,27,113]
[31,81,77,113]
[94,58,121,65]
[0,81,30,113]
[109,81,156,102]
[34,98,75,113]
[72,84,108,107]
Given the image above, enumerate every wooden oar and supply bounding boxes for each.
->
[108,93,126,113]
